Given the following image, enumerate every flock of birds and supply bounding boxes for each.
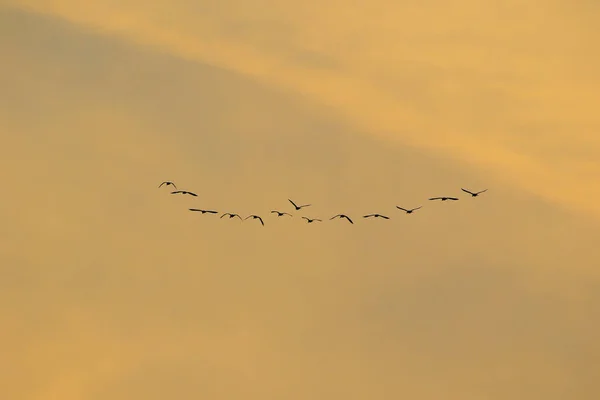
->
[159,181,488,226]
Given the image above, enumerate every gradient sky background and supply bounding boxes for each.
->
[1,1,599,399]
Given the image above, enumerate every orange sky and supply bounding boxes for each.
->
[1,2,599,399]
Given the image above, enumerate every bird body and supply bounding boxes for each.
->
[429,197,458,201]
[171,190,197,197]
[220,213,242,220]
[330,214,354,224]
[396,206,422,214]
[189,209,218,214]
[288,199,311,210]
[461,188,488,197]
[363,214,389,219]
[302,217,322,223]
[244,215,265,226]
[271,210,292,217]
[159,181,177,189]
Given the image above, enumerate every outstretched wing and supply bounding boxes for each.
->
[158,182,165,188]
[330,214,341,220]
[344,215,354,224]
[412,206,422,211]
[461,188,474,195]
[380,215,390,219]
[476,189,488,195]
[396,206,408,212]
[429,197,442,200]
[288,199,298,208]
[449,197,459,200]
[258,217,264,226]
[234,214,243,220]
[171,191,181,194]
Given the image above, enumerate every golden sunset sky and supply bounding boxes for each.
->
[1,1,599,399]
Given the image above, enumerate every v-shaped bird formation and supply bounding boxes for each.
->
[158,181,488,227]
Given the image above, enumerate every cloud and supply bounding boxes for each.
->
[3,0,600,219]
[1,6,599,400]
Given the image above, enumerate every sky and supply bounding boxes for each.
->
[1,1,599,399]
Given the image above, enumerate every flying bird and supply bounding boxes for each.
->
[429,197,459,201]
[158,181,177,189]
[171,190,197,197]
[461,188,488,197]
[288,199,311,210]
[396,206,422,214]
[330,214,354,224]
[271,210,292,217]
[244,215,265,226]
[220,213,242,220]
[189,209,218,214]
[363,214,389,219]
[302,217,322,223]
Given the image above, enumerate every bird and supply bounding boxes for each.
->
[330,214,354,224]
[189,209,218,214]
[461,188,488,197]
[302,217,322,223]
[271,210,292,217]
[288,199,311,210]
[158,181,177,189]
[396,206,422,214]
[429,197,459,201]
[220,213,242,220]
[244,215,264,226]
[171,190,197,197]
[363,213,389,219]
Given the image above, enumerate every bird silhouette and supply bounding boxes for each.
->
[220,213,242,220]
[171,190,197,197]
[302,217,322,223]
[288,199,311,210]
[330,214,354,224]
[189,209,218,214]
[429,197,458,201]
[363,214,389,219]
[271,210,292,217]
[244,215,264,226]
[158,181,177,189]
[461,188,488,197]
[396,206,422,214]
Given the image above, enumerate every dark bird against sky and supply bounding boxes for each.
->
[363,214,390,219]
[429,197,459,201]
[271,210,293,217]
[288,199,311,210]
[461,188,488,197]
[244,215,265,226]
[189,209,218,214]
[330,214,354,224]
[220,213,242,220]
[171,190,197,197]
[302,217,322,223]
[396,206,422,214]
[158,181,177,189]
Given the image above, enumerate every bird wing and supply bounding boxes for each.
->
[270,210,278,214]
[363,214,374,218]
[344,216,354,224]
[220,213,228,218]
[189,192,198,196]
[315,219,322,222]
[461,188,474,195]
[207,210,218,214]
[381,215,390,219]
[476,189,488,194]
[330,215,341,220]
[449,197,459,200]
[171,191,181,194]
[299,204,311,208]
[258,217,264,226]
[396,206,408,212]
[302,217,309,220]
[158,182,165,188]
[413,206,422,211]
[283,212,292,216]
[288,199,298,208]
[429,197,441,200]
[234,214,243,220]
[244,215,252,220]
[189,208,201,212]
